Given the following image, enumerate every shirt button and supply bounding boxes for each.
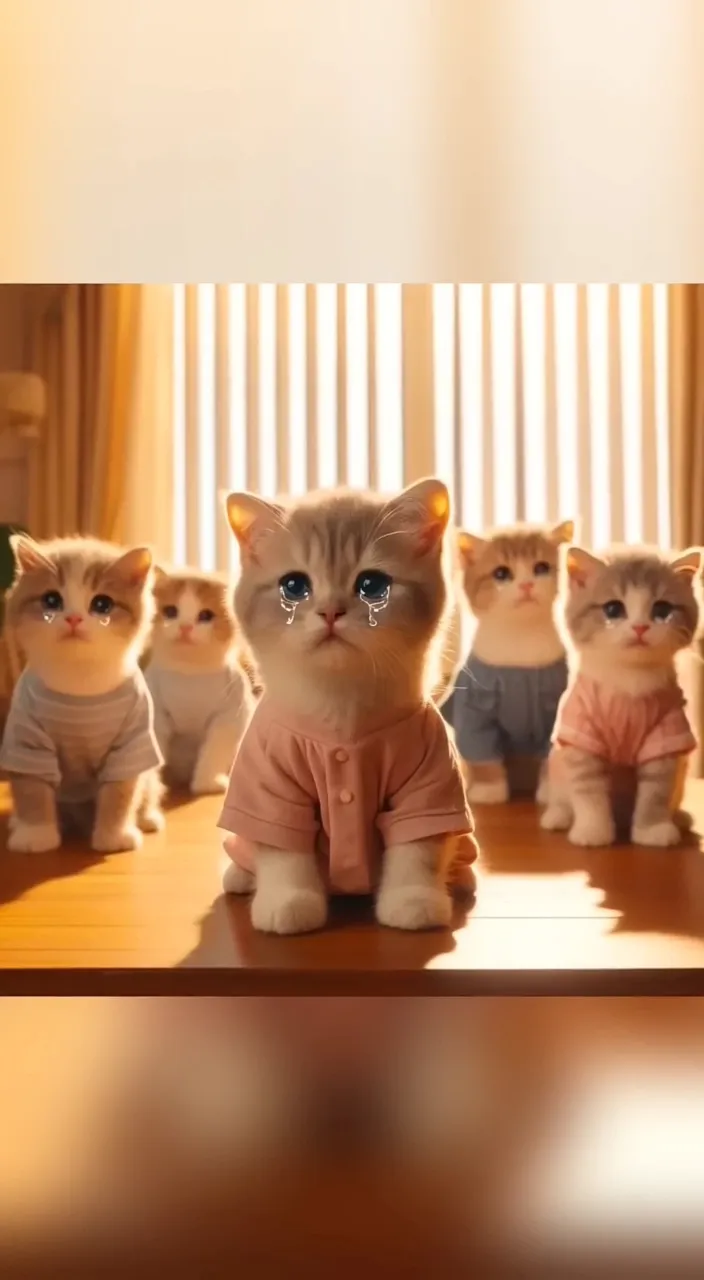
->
[335,749,348,763]
[339,789,353,804]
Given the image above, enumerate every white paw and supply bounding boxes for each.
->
[540,804,572,831]
[91,825,143,853]
[568,814,616,847]
[190,773,228,796]
[222,860,255,894]
[138,808,165,834]
[632,820,681,848]
[376,886,452,931]
[7,821,61,853]
[251,886,327,935]
[467,779,509,806]
[535,776,551,806]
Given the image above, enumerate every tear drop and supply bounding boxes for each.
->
[98,615,111,627]
[367,589,390,628]
[43,612,56,624]
[281,599,298,626]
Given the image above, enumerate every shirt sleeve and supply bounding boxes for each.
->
[637,701,697,764]
[0,697,61,787]
[100,679,163,783]
[217,716,319,854]
[377,707,473,848]
[552,682,606,758]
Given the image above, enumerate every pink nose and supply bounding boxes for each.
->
[179,623,194,636]
[519,582,534,595]
[65,614,83,628]
[318,607,346,629]
[632,624,650,638]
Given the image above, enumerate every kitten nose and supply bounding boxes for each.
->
[519,581,534,594]
[632,623,650,637]
[318,606,346,627]
[179,623,194,635]
[65,614,83,628]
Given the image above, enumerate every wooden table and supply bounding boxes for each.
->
[2,781,704,994]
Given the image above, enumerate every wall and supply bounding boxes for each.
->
[0,286,31,527]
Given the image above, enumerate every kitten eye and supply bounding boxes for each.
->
[354,570,392,603]
[533,561,551,576]
[89,593,114,616]
[161,604,179,620]
[197,608,215,623]
[603,599,627,621]
[493,565,513,582]
[279,572,312,603]
[651,600,674,623]
[40,590,63,612]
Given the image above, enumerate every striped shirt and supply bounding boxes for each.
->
[443,653,568,763]
[0,669,162,801]
[144,662,252,744]
[553,673,696,766]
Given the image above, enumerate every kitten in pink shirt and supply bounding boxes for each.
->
[542,543,702,847]
[219,478,477,935]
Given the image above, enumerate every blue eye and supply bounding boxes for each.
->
[651,600,673,623]
[533,561,551,576]
[279,572,312,604]
[603,599,626,620]
[40,590,63,612]
[89,594,114,616]
[493,565,513,582]
[354,571,392,603]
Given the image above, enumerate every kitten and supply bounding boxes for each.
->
[145,568,254,794]
[218,478,478,936]
[542,544,702,847]
[443,521,574,804]
[0,535,163,853]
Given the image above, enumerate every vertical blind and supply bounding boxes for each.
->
[172,284,671,573]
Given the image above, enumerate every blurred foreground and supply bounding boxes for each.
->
[2,997,704,1276]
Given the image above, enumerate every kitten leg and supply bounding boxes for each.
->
[92,778,143,853]
[540,755,573,830]
[561,746,615,847]
[7,776,61,853]
[631,755,681,847]
[466,760,509,805]
[191,722,241,796]
[376,837,453,930]
[136,769,166,833]
[535,758,551,806]
[251,846,327,935]
[222,835,255,893]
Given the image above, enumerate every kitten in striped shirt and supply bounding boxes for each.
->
[543,544,702,847]
[1,535,163,854]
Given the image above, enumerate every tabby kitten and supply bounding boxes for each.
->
[443,521,574,804]
[542,544,702,846]
[219,478,478,936]
[145,568,254,793]
[0,535,163,853]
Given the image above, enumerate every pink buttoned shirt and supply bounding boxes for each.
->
[552,673,696,766]
[218,697,476,895]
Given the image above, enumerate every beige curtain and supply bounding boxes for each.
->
[669,285,704,775]
[26,284,144,542]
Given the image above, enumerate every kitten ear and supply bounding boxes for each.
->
[109,546,153,587]
[549,519,576,546]
[670,547,703,579]
[10,534,53,576]
[225,492,283,560]
[391,478,451,554]
[457,531,487,566]
[564,545,604,589]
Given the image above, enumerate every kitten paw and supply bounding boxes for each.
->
[7,821,61,854]
[190,772,229,796]
[468,779,509,806]
[535,776,551,806]
[138,808,166,834]
[251,886,327,935]
[568,814,616,847]
[376,886,452,931]
[632,820,681,848]
[540,804,572,831]
[91,826,143,853]
[222,860,255,894]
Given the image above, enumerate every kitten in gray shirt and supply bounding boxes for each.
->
[145,568,254,794]
[1,535,163,853]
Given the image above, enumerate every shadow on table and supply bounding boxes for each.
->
[178,889,473,975]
